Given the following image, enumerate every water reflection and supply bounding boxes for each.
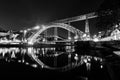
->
[0,45,104,72]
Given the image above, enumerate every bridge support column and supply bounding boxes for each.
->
[54,27,58,41]
[68,23,71,40]
[44,30,47,42]
[68,31,71,40]
[85,16,90,40]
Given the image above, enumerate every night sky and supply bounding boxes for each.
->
[0,0,104,33]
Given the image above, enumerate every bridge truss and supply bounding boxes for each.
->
[27,23,84,44]
[26,12,98,44]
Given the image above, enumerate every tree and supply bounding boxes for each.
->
[96,0,120,31]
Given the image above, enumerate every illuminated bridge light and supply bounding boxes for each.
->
[28,41,34,45]
[74,35,79,41]
[33,25,40,30]
[68,37,72,40]
[93,38,99,42]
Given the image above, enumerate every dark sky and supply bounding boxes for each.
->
[0,0,104,31]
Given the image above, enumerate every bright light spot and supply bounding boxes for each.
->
[98,32,101,34]
[83,34,87,37]
[113,51,120,56]
[100,65,103,69]
[33,25,40,30]
[115,24,118,28]
[93,38,99,42]
[42,38,46,42]
[24,30,27,33]
[74,35,78,39]
[84,59,87,63]
[74,54,78,60]
[88,58,91,61]
[68,54,71,58]
[22,59,25,63]
[31,64,38,68]
[27,48,33,54]
[25,62,29,65]
[28,41,33,45]
[41,65,44,68]
[18,60,22,63]
[68,37,71,40]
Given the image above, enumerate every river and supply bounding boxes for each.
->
[0,41,120,80]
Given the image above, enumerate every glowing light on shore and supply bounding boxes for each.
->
[93,38,99,42]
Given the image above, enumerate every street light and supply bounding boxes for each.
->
[33,25,40,30]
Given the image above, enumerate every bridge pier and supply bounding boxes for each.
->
[54,27,58,41]
[68,23,71,40]
[84,16,91,40]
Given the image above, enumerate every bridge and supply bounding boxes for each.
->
[24,12,98,45]
[1,11,119,45]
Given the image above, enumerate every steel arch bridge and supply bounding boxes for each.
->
[27,23,84,44]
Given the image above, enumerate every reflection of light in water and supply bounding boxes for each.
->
[0,47,41,68]
[74,54,78,61]
[0,48,20,58]
[113,51,120,56]
[35,47,56,56]
[32,47,83,71]
[27,47,81,70]
[11,51,16,58]
[27,47,34,54]
[0,46,104,71]
[80,55,103,70]
[31,64,38,68]
[66,46,75,52]
[28,47,104,71]
[25,62,29,65]
[68,53,71,58]
[21,48,27,54]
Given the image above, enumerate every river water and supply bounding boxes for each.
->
[0,42,120,80]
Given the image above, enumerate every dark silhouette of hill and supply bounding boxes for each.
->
[96,0,120,31]
[98,0,120,10]
[0,27,6,32]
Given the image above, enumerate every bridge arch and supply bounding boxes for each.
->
[27,23,84,44]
